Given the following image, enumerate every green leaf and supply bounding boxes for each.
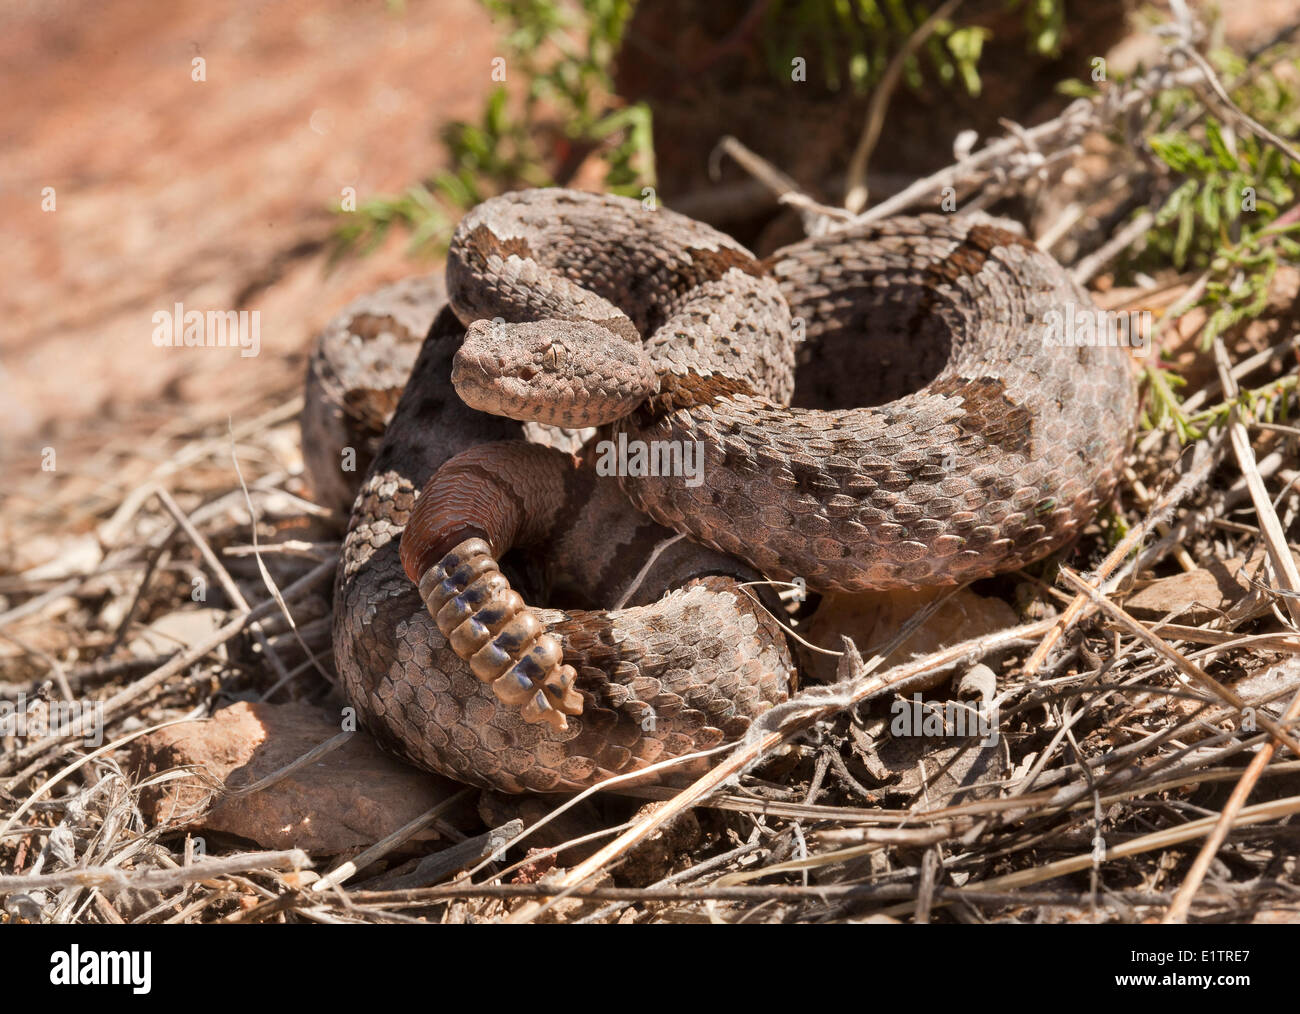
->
[1204,119,1238,170]
[1174,200,1195,267]
[945,27,988,96]
[1198,179,1220,232]
[1155,178,1197,226]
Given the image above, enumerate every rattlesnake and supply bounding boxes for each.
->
[312,188,1135,793]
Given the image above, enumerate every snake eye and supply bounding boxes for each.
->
[543,343,564,370]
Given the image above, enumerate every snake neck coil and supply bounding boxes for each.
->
[415,537,583,730]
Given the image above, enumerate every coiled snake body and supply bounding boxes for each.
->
[317,189,1134,793]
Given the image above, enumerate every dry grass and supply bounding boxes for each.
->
[3,22,1300,925]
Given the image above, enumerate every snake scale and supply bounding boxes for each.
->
[313,188,1135,793]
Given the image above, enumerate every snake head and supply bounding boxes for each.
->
[452,318,657,428]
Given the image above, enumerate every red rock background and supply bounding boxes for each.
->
[1,0,499,471]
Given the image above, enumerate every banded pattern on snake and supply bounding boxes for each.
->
[313,188,1135,792]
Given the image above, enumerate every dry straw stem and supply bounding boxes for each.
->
[228,425,335,690]
[504,619,1055,923]
[97,396,307,545]
[604,732,1300,842]
[0,849,309,895]
[1137,625,1300,651]
[222,730,355,801]
[338,882,1176,909]
[1173,42,1300,167]
[1022,434,1227,678]
[154,485,292,686]
[1073,26,1300,284]
[1070,210,1157,286]
[1056,567,1300,756]
[1159,340,1300,923]
[1164,689,1300,923]
[0,556,336,783]
[0,714,199,840]
[308,789,475,894]
[457,581,962,885]
[1211,338,1300,626]
[375,819,526,892]
[852,63,1209,226]
[711,136,854,234]
[483,818,635,885]
[873,792,1300,919]
[572,836,765,924]
[713,824,957,887]
[842,0,965,214]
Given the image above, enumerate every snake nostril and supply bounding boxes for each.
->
[453,348,492,379]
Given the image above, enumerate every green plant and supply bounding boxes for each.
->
[758,0,1065,97]
[332,0,651,260]
[1138,48,1300,335]
[1085,44,1300,441]
[332,0,1072,259]
[328,185,451,262]
[478,0,652,193]
[1142,364,1296,442]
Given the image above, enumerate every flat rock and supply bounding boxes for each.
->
[126,608,229,660]
[1124,549,1296,625]
[801,586,1018,687]
[130,701,471,854]
[1235,660,1300,719]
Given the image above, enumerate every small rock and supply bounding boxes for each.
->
[801,586,1018,688]
[1235,659,1300,719]
[1124,549,1295,624]
[617,803,701,887]
[127,608,229,659]
[15,533,103,580]
[529,868,614,923]
[130,701,470,854]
